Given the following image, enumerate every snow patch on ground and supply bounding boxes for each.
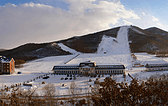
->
[16,55,76,73]
[0,53,168,95]
[67,53,131,68]
[134,53,167,65]
[36,48,42,52]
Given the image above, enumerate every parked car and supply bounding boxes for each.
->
[89,79,92,82]
[60,77,64,80]
[62,83,67,86]
[73,77,77,80]
[43,76,49,79]
[23,83,32,86]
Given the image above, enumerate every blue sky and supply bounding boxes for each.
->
[121,0,168,25]
[0,0,168,49]
[1,0,166,21]
[0,0,70,10]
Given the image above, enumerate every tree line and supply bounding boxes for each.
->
[0,73,168,106]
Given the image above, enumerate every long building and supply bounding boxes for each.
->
[52,61,125,76]
[0,56,15,74]
[145,63,168,71]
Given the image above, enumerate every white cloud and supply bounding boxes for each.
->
[142,12,146,16]
[120,9,168,32]
[0,1,140,49]
[156,22,163,27]
[152,16,159,21]
[123,20,133,25]
[22,2,53,8]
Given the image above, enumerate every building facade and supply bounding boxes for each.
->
[0,56,15,74]
[52,61,125,76]
[145,63,168,71]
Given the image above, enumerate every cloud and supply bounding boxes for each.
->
[152,16,159,21]
[121,11,166,31]
[142,12,146,16]
[0,0,140,49]
[123,20,133,25]
[156,22,163,27]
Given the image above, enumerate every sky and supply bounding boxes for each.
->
[0,0,168,49]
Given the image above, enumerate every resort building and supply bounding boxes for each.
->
[0,56,15,74]
[52,61,125,76]
[145,63,168,71]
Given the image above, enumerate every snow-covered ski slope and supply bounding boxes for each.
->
[96,35,116,54]
[68,26,132,68]
[97,26,131,55]
[57,43,80,54]
[18,55,76,73]
[112,26,131,55]
[14,26,133,74]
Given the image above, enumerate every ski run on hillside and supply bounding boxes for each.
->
[0,26,168,96]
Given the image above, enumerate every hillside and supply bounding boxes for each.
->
[1,25,168,64]
[145,27,168,36]
[129,26,168,53]
[0,49,6,52]
[0,43,71,64]
[59,27,120,53]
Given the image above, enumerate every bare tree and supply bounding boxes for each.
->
[43,83,56,106]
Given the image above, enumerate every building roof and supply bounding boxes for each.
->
[79,61,96,67]
[53,65,79,70]
[96,65,125,69]
[145,63,168,68]
[80,61,96,64]
[53,61,125,70]
[0,56,13,63]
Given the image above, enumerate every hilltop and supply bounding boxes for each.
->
[1,25,168,64]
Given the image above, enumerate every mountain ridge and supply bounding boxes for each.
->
[0,49,6,52]
[1,25,168,65]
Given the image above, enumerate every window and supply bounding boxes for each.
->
[81,64,85,67]
[89,64,93,67]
